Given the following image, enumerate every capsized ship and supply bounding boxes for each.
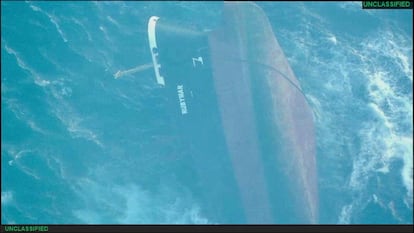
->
[147,2,318,223]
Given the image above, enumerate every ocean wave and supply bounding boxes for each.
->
[106,16,120,28]
[341,27,412,222]
[337,1,362,11]
[28,2,68,43]
[3,44,51,87]
[3,98,48,135]
[1,191,14,206]
[98,25,112,44]
[4,42,104,149]
[6,149,41,180]
[277,5,412,222]
[2,1,411,224]
[71,179,210,224]
[70,17,92,42]
[51,104,104,148]
[3,44,82,142]
[338,204,353,224]
[357,28,412,203]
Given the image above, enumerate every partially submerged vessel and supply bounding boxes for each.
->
[146,2,318,223]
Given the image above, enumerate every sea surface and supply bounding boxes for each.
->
[1,1,412,224]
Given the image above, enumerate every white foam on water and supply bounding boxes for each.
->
[51,104,104,148]
[4,50,92,148]
[98,25,113,44]
[297,3,326,24]
[4,44,51,87]
[1,191,14,206]
[29,4,41,12]
[71,17,92,42]
[3,42,104,148]
[388,201,404,222]
[106,16,120,28]
[305,94,322,124]
[71,178,210,224]
[45,155,68,180]
[338,204,353,224]
[346,27,413,220]
[116,184,209,224]
[3,98,48,135]
[38,79,104,148]
[280,5,412,222]
[325,24,412,223]
[48,14,68,43]
[27,2,68,43]
[338,1,362,11]
[4,148,42,181]
[326,33,338,45]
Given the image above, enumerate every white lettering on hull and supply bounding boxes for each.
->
[177,85,188,114]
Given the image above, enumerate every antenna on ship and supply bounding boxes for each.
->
[113,63,153,79]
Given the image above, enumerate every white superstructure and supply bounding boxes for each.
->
[148,16,165,86]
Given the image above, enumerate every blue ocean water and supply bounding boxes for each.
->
[1,1,412,224]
